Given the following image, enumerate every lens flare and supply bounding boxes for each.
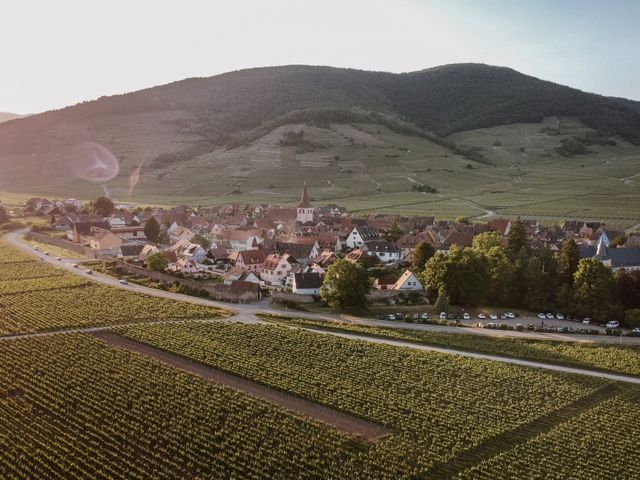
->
[69,142,120,183]
[129,163,143,196]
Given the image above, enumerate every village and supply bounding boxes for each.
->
[12,183,640,318]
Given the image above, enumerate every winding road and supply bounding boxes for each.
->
[4,229,640,385]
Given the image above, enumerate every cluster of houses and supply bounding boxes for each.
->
[35,184,640,302]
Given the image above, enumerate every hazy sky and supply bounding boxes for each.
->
[2,0,639,114]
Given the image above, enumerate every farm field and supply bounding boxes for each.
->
[0,334,375,479]
[259,315,640,376]
[0,239,226,335]
[116,321,637,478]
[3,118,640,226]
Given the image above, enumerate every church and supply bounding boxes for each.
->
[296,182,314,224]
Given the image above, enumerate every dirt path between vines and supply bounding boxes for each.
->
[90,330,392,443]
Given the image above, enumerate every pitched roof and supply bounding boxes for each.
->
[297,182,313,208]
[237,249,268,265]
[119,244,145,257]
[293,272,323,289]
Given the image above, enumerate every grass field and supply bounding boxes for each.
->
[3,117,639,227]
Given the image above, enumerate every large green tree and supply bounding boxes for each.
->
[472,231,503,254]
[190,233,211,249]
[573,259,617,320]
[412,241,435,271]
[144,217,161,243]
[385,221,404,242]
[94,196,115,217]
[422,246,489,306]
[523,247,559,310]
[507,218,529,256]
[616,270,640,310]
[320,259,371,310]
[558,239,580,285]
[147,252,169,272]
[484,245,518,306]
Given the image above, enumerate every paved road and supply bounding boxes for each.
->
[6,229,640,345]
[6,230,640,383]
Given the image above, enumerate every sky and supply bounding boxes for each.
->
[2,0,639,114]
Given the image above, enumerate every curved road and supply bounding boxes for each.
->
[5,230,640,385]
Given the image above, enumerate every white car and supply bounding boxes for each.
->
[506,312,515,319]
[477,313,486,320]
[43,251,49,256]
[606,321,620,329]
[537,313,546,320]
[463,313,470,320]
[420,313,430,320]
[85,269,93,275]
[546,313,554,319]
[440,312,447,320]
[489,313,498,320]
[56,256,62,261]
[555,313,564,320]
[632,327,640,334]
[119,279,129,285]
[582,318,591,325]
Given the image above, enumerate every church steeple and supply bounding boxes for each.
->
[296,182,314,223]
[297,182,312,209]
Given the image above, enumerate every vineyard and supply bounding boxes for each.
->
[117,322,626,477]
[455,387,640,479]
[259,314,640,376]
[0,334,380,479]
[0,240,226,335]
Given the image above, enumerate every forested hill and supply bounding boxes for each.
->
[1,63,640,192]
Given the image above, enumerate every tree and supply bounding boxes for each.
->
[385,221,403,242]
[609,235,627,248]
[144,217,161,243]
[94,196,115,217]
[190,233,211,249]
[0,205,9,224]
[422,246,489,306]
[624,309,640,329]
[573,259,617,320]
[434,289,450,313]
[412,241,435,271]
[484,245,518,306]
[147,252,169,272]
[472,231,503,254]
[616,270,640,310]
[558,239,580,285]
[320,259,371,311]
[507,218,529,256]
[523,247,558,311]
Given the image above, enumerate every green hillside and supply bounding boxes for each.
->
[0,64,639,224]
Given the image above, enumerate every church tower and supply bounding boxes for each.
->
[296,182,314,224]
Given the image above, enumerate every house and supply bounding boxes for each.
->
[363,240,401,263]
[296,183,315,224]
[138,244,161,262]
[346,226,379,249]
[112,226,146,241]
[217,229,264,251]
[344,249,370,264]
[315,249,339,268]
[182,243,209,262]
[68,218,110,243]
[118,244,145,259]
[373,277,397,290]
[292,272,323,295]
[488,219,512,236]
[277,241,320,265]
[87,229,123,255]
[260,253,297,286]
[223,267,261,286]
[234,249,269,273]
[391,270,424,291]
[594,238,640,271]
[169,226,194,245]
[168,258,200,275]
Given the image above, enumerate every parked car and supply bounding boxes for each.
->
[489,313,498,320]
[500,313,508,320]
[582,318,591,325]
[478,313,486,320]
[527,323,534,330]
[447,313,456,320]
[440,312,447,320]
[555,313,565,320]
[420,313,430,320]
[119,279,128,285]
[463,313,470,320]
[606,321,620,329]
[633,327,640,334]
[546,313,554,319]
[412,313,420,320]
[386,314,396,321]
[395,313,404,320]
[537,313,546,320]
